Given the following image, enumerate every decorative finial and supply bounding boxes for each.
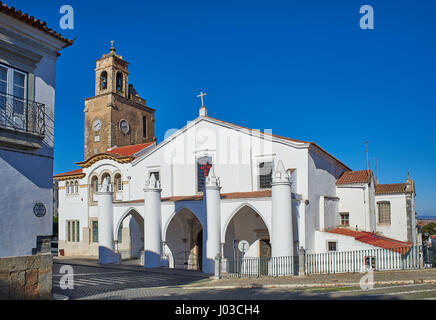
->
[197,91,208,116]
[272,160,291,183]
[110,40,115,53]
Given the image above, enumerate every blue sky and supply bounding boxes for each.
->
[9,0,436,216]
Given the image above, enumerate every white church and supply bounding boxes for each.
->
[55,46,419,274]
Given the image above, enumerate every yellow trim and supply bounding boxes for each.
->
[54,174,86,181]
[76,154,133,168]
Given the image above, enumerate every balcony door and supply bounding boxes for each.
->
[0,63,27,131]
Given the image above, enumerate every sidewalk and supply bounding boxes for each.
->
[188,268,436,289]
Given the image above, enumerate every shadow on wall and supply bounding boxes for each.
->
[98,246,120,264]
[0,147,53,189]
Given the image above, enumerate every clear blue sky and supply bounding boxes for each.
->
[9,0,436,216]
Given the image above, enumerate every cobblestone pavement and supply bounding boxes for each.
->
[53,259,209,300]
[77,283,436,300]
[53,258,436,300]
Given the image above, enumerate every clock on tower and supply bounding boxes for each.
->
[83,43,156,159]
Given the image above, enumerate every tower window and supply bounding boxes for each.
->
[100,71,107,90]
[116,72,123,92]
[143,116,147,138]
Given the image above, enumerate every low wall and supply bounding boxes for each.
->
[0,253,52,300]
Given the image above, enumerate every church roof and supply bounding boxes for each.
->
[204,116,351,171]
[326,228,412,253]
[375,183,408,195]
[53,168,85,180]
[336,170,373,185]
[0,1,73,47]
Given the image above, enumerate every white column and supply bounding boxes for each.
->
[144,174,163,268]
[204,167,222,274]
[271,160,294,258]
[97,178,119,264]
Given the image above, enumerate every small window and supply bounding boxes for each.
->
[327,241,337,252]
[115,174,123,192]
[66,182,69,194]
[378,202,391,224]
[149,171,160,182]
[116,72,123,92]
[259,161,273,189]
[365,256,376,270]
[91,176,99,194]
[197,157,212,192]
[67,221,80,242]
[92,221,98,243]
[340,212,350,226]
[100,71,107,90]
[75,181,79,194]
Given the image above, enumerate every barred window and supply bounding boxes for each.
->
[115,174,123,192]
[259,162,273,189]
[378,202,391,224]
[74,181,79,194]
[327,241,337,252]
[197,156,212,192]
[66,182,70,194]
[67,220,80,242]
[92,176,99,193]
[92,221,98,243]
[340,212,350,226]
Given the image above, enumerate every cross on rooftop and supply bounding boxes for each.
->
[197,91,207,107]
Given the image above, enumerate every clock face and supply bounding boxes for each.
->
[93,119,102,132]
[119,119,129,134]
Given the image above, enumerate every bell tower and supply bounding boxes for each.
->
[83,42,156,159]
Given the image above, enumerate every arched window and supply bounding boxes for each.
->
[116,72,123,92]
[100,71,107,90]
[114,173,123,192]
[91,176,98,193]
[75,181,79,194]
[101,173,111,189]
[143,116,147,138]
[66,182,69,194]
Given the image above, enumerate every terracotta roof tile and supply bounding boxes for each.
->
[375,183,407,195]
[53,168,85,179]
[326,228,412,252]
[121,190,272,204]
[337,170,372,185]
[107,142,154,157]
[0,1,73,47]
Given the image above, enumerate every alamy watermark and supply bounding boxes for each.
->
[59,265,74,290]
[59,5,74,30]
[360,5,374,30]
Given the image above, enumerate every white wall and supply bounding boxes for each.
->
[375,194,409,242]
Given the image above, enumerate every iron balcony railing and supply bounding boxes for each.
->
[0,91,45,137]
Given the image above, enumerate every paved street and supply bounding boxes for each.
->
[53,258,436,300]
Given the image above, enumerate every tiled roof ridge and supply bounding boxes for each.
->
[0,1,74,47]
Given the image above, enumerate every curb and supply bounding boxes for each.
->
[183,279,436,290]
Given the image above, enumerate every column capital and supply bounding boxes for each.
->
[205,166,221,189]
[271,160,292,186]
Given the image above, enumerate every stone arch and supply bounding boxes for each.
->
[222,202,271,240]
[114,208,144,260]
[164,207,203,271]
[222,204,271,262]
[163,206,204,242]
[99,170,113,185]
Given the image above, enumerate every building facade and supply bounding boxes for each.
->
[0,3,72,298]
[55,47,418,274]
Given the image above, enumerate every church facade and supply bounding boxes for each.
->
[55,47,419,274]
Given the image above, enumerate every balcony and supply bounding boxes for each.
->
[0,92,46,150]
[0,91,45,137]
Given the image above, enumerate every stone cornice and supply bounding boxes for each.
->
[76,153,134,168]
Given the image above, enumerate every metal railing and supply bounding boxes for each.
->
[305,245,424,275]
[0,91,45,136]
[222,256,297,278]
